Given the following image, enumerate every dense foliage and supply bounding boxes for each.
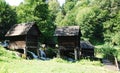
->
[0,0,17,40]
[0,0,120,45]
[56,0,120,44]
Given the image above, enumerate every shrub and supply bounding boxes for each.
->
[99,44,118,61]
[45,47,57,58]
[117,52,120,61]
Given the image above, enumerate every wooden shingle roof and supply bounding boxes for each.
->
[80,41,94,49]
[54,26,81,36]
[5,22,38,36]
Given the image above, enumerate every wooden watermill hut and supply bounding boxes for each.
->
[5,22,41,58]
[54,26,82,60]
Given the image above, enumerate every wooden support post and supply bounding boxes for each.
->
[79,48,82,58]
[24,47,27,55]
[24,35,27,59]
[37,49,40,58]
[37,42,40,58]
[23,47,27,59]
[77,47,80,60]
[74,48,77,60]
[57,49,60,58]
[56,44,60,58]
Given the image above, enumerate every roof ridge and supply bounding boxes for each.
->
[54,26,81,36]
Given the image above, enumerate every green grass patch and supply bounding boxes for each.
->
[76,59,103,66]
[0,46,21,61]
[0,59,119,73]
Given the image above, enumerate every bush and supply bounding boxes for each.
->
[117,51,120,61]
[99,44,118,60]
[45,47,57,58]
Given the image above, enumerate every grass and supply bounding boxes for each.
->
[0,59,119,73]
[0,46,119,73]
[0,46,21,62]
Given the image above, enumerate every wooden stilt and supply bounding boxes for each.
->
[57,49,60,58]
[37,49,40,58]
[23,47,27,59]
[79,48,82,58]
[25,35,27,59]
[37,38,40,58]
[24,47,27,55]
[77,47,80,60]
[74,48,77,60]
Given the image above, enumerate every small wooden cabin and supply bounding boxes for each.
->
[5,22,41,58]
[80,41,94,57]
[54,26,82,60]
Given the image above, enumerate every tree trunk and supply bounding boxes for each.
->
[114,56,119,70]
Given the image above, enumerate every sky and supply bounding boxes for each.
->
[58,0,65,6]
[5,0,24,6]
[5,0,65,6]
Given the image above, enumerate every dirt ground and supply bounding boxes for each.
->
[102,59,119,71]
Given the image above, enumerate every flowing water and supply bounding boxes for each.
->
[27,51,38,59]
[39,49,46,60]
[27,49,48,60]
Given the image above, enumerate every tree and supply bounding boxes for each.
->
[103,11,120,45]
[63,0,77,15]
[48,0,60,22]
[55,11,64,26]
[16,0,37,23]
[33,0,56,43]
[16,0,56,43]
[0,0,17,40]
